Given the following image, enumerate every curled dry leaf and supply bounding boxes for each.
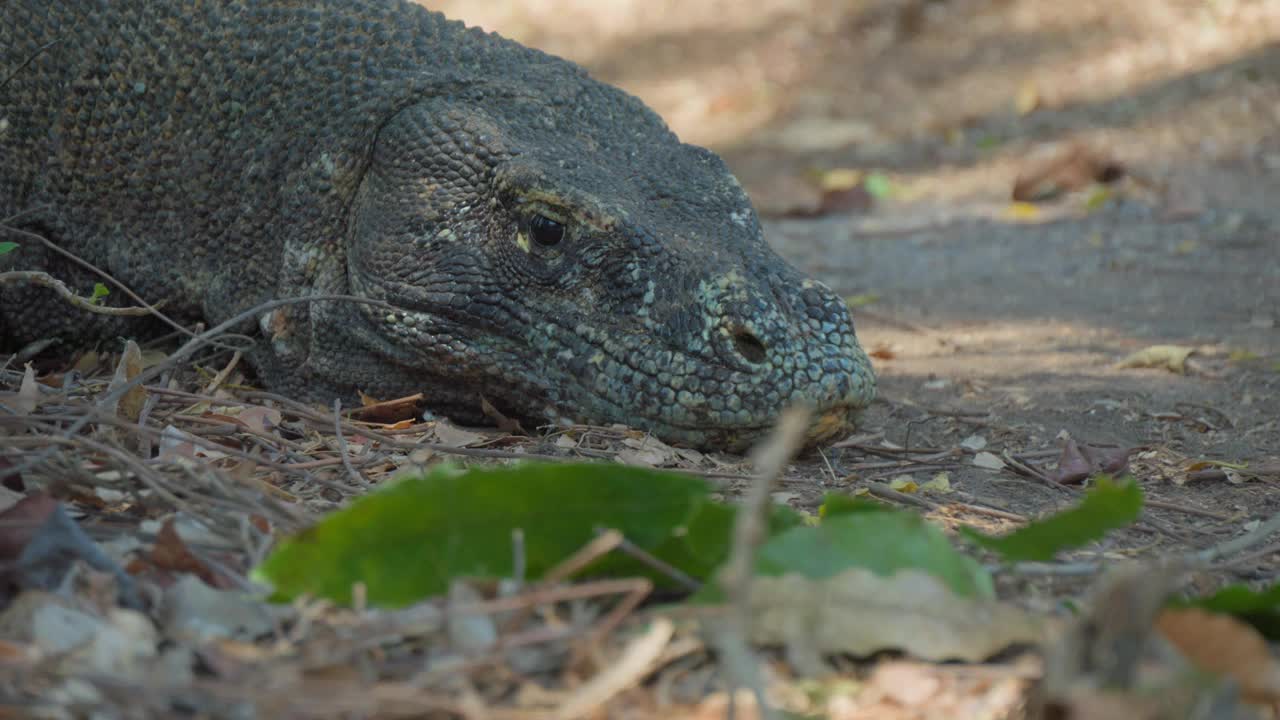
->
[13,364,39,416]
[1012,144,1125,202]
[109,340,148,422]
[1116,345,1195,374]
[1053,437,1094,484]
[1157,607,1280,706]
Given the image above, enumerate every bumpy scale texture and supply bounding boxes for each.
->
[0,0,875,450]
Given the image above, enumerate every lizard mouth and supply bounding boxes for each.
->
[374,303,873,451]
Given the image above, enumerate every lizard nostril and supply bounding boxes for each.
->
[731,327,768,365]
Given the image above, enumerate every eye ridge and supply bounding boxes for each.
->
[528,213,566,247]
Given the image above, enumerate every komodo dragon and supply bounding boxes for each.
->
[0,0,876,450]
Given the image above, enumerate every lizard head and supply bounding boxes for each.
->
[344,74,875,451]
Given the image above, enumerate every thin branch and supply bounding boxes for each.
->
[0,220,245,350]
[715,406,811,720]
[0,270,151,316]
[332,398,368,488]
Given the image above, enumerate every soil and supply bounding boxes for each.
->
[424,0,1280,582]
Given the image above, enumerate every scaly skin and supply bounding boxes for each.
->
[0,0,875,450]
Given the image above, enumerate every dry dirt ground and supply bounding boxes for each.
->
[424,0,1280,589]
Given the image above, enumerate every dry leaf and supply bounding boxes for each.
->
[234,406,282,434]
[349,392,423,425]
[888,474,918,493]
[973,452,1006,471]
[109,341,147,422]
[616,436,677,467]
[432,421,488,448]
[13,364,39,416]
[1004,201,1041,221]
[72,351,100,374]
[1052,437,1093,484]
[1014,80,1040,115]
[868,344,896,361]
[145,519,235,589]
[1157,607,1280,706]
[749,567,1042,663]
[923,472,952,493]
[1116,345,1195,374]
[1013,144,1125,202]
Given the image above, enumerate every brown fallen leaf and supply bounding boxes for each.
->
[1013,144,1125,202]
[1033,566,1261,719]
[1053,437,1094,484]
[138,518,237,590]
[817,185,874,216]
[868,344,896,361]
[108,340,148,422]
[1051,437,1137,485]
[1157,607,1280,706]
[233,405,282,434]
[0,493,58,563]
[350,392,424,425]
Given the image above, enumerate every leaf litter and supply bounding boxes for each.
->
[1,329,1278,718]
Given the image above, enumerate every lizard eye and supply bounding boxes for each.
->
[528,213,565,247]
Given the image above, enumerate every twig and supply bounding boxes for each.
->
[715,407,811,720]
[1002,561,1101,576]
[1206,540,1280,570]
[332,398,368,488]
[1193,509,1280,565]
[1001,452,1074,495]
[0,271,151,316]
[599,529,703,593]
[1143,498,1233,521]
[202,350,243,395]
[552,618,674,720]
[0,221,245,350]
[864,480,938,510]
[0,294,394,486]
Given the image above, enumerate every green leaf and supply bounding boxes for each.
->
[863,172,894,199]
[0,241,17,255]
[1171,582,1280,640]
[755,504,994,599]
[818,492,884,518]
[843,293,881,309]
[90,282,110,304]
[962,475,1143,562]
[1083,185,1112,212]
[253,462,798,607]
